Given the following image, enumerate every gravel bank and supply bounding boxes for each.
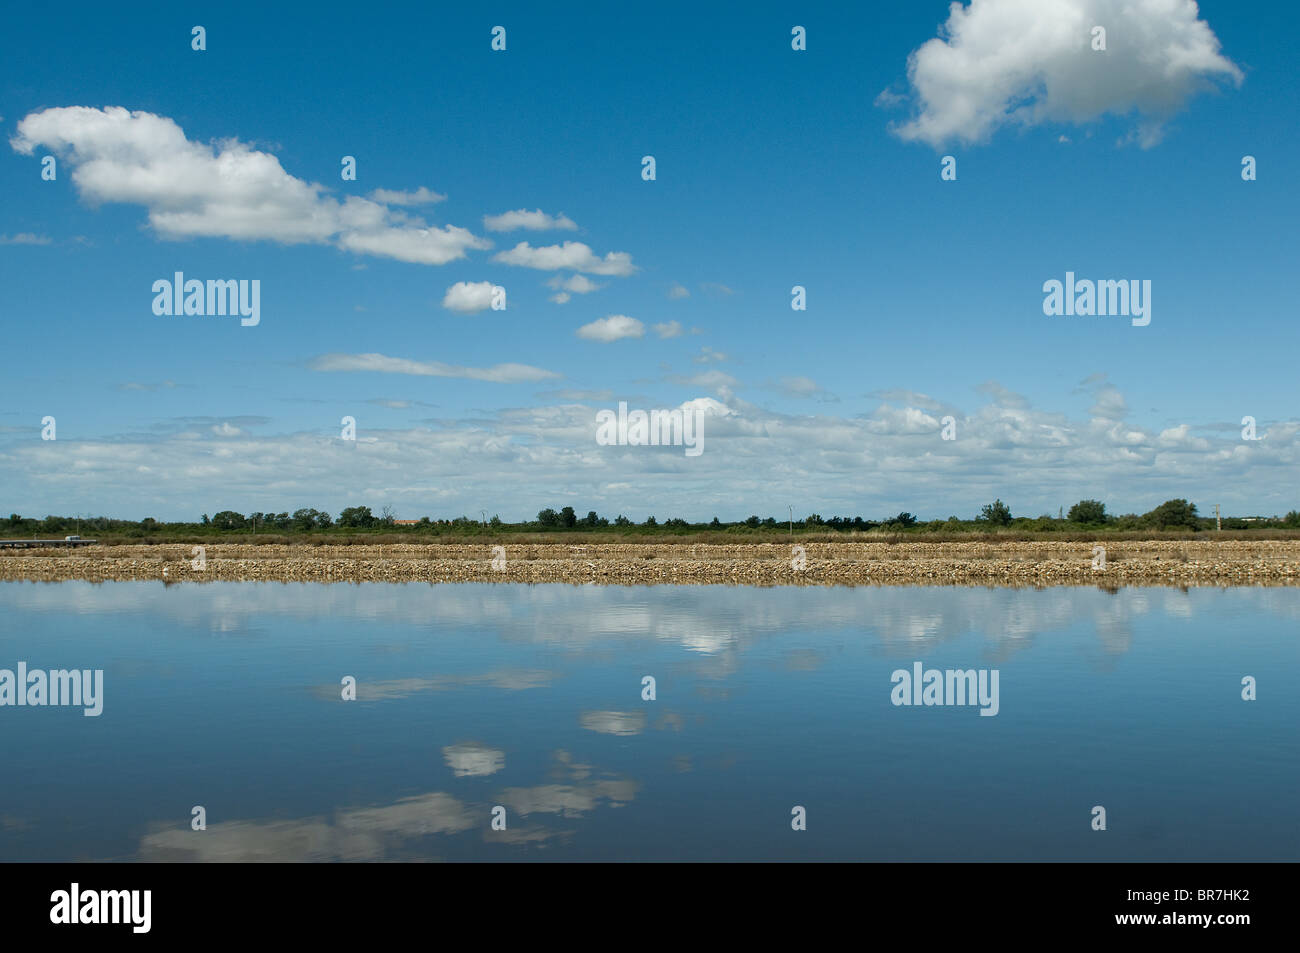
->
[2,540,1298,586]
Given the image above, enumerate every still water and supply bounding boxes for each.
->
[1,581,1296,861]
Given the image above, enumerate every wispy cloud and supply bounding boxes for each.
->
[310,353,560,383]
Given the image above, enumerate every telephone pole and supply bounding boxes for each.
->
[1215,504,1221,531]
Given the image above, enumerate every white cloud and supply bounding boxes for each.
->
[484,209,578,232]
[779,376,822,398]
[212,422,243,437]
[6,382,1299,521]
[0,233,52,245]
[10,106,490,264]
[576,315,644,342]
[693,346,727,364]
[547,273,603,303]
[670,369,738,400]
[367,186,446,206]
[652,321,683,339]
[667,282,690,300]
[441,280,496,313]
[494,241,635,276]
[548,274,601,294]
[885,0,1242,148]
[309,352,559,382]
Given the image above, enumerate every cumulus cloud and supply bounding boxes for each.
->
[547,273,603,303]
[883,0,1243,148]
[10,106,490,264]
[576,315,644,342]
[484,208,578,231]
[309,352,559,382]
[5,381,1299,520]
[667,282,690,300]
[494,241,635,276]
[0,233,52,245]
[652,321,684,339]
[441,280,496,313]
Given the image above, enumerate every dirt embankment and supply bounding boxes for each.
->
[2,540,1298,586]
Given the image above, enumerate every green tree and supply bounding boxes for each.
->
[1068,500,1107,524]
[560,506,577,528]
[337,506,376,528]
[211,510,247,530]
[1283,510,1300,528]
[979,500,1012,526]
[537,508,559,527]
[1144,498,1198,529]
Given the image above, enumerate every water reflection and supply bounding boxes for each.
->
[1,581,1296,862]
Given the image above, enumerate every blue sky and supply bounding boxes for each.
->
[1,0,1296,521]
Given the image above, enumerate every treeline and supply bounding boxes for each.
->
[5,498,1300,538]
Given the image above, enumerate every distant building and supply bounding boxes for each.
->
[392,519,422,525]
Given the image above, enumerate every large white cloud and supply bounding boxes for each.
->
[884,0,1242,148]
[10,106,490,263]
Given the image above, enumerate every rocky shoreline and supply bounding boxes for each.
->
[2,540,1298,586]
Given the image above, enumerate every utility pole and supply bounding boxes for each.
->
[1215,504,1221,532]
[788,505,793,536]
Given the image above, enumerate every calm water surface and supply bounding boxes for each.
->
[1,581,1296,861]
